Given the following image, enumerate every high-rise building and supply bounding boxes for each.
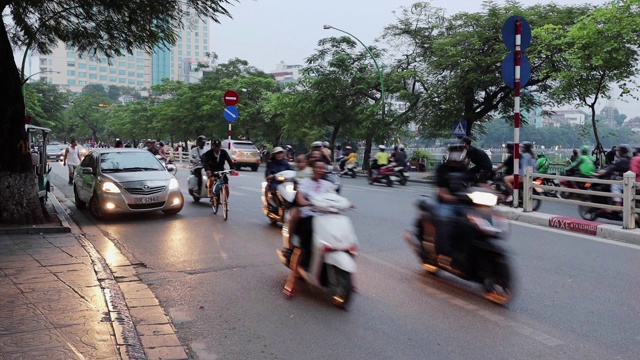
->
[34,5,210,92]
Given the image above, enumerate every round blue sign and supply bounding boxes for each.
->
[502,16,531,52]
[223,106,239,122]
[501,53,531,89]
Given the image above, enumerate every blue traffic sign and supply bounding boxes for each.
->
[502,16,531,52]
[223,105,238,122]
[453,120,467,137]
[501,52,531,89]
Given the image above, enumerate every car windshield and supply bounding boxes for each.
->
[46,145,59,152]
[56,145,67,151]
[233,143,257,150]
[100,152,164,172]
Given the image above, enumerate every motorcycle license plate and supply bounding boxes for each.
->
[390,176,400,181]
[134,196,159,204]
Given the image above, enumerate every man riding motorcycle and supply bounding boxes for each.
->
[370,145,390,177]
[536,152,550,174]
[565,145,595,178]
[190,135,209,194]
[391,145,408,169]
[202,140,234,199]
[462,136,492,185]
[595,144,631,209]
[265,147,294,207]
[310,141,332,164]
[339,146,357,170]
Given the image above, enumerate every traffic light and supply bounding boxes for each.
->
[98,103,109,107]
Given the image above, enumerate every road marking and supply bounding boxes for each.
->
[514,222,640,251]
[361,253,564,347]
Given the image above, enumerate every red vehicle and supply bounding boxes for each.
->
[368,159,398,187]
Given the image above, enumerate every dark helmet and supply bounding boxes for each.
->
[634,145,640,156]
[211,139,222,147]
[521,141,532,152]
[617,144,630,155]
[447,140,466,162]
[393,145,399,151]
[197,135,207,145]
[461,136,472,146]
[505,141,515,150]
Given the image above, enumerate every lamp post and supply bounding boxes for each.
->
[323,24,385,120]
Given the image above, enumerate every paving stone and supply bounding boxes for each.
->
[136,324,176,337]
[48,310,108,327]
[144,346,189,360]
[61,324,118,359]
[44,263,89,273]
[140,334,182,348]
[129,307,170,325]
[2,266,48,277]
[16,280,70,293]
[43,237,80,247]
[35,255,83,267]
[2,345,81,360]
[0,329,70,353]
[126,297,160,308]
[0,258,42,269]
[0,254,31,263]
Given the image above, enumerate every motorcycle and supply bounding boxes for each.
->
[578,182,640,225]
[278,192,358,308]
[558,169,591,199]
[261,170,297,225]
[187,166,208,202]
[403,188,514,305]
[156,155,177,175]
[488,171,543,211]
[368,159,397,187]
[533,176,561,197]
[325,166,342,194]
[391,163,409,186]
[338,159,358,179]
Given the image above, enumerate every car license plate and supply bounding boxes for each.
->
[133,196,159,204]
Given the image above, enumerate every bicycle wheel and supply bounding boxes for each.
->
[211,185,219,215]
[222,185,228,221]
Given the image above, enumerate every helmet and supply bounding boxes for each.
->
[272,146,285,154]
[345,145,352,150]
[617,144,630,155]
[580,145,590,154]
[447,140,466,162]
[378,145,386,150]
[211,139,221,147]
[311,141,323,148]
[505,141,514,150]
[399,145,405,151]
[393,145,399,151]
[521,141,532,151]
[197,135,207,143]
[461,136,472,146]
[322,141,329,147]
[537,152,545,158]
[285,145,292,150]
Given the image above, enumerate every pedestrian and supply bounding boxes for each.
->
[114,139,124,148]
[63,139,81,185]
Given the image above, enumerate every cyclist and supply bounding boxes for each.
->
[202,140,234,200]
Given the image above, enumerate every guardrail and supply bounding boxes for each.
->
[522,167,638,229]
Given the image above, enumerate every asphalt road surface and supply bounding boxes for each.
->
[49,161,640,360]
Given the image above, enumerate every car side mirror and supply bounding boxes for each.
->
[166,164,176,173]
[81,167,94,175]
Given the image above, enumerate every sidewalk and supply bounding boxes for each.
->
[0,191,188,359]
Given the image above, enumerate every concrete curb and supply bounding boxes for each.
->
[494,206,640,246]
[0,193,71,234]
[51,188,189,360]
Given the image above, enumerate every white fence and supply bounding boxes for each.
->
[522,168,638,229]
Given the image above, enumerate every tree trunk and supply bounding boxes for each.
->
[0,19,44,224]
[362,131,374,170]
[590,105,605,167]
[329,123,341,150]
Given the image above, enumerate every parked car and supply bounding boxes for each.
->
[73,148,183,219]
[221,140,261,171]
[46,145,64,161]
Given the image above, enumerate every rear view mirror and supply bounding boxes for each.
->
[166,164,176,173]
[81,167,94,175]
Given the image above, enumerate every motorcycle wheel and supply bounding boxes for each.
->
[368,177,374,185]
[329,265,352,308]
[188,189,201,203]
[484,260,514,306]
[386,177,393,187]
[350,171,356,179]
[399,177,408,186]
[531,189,542,211]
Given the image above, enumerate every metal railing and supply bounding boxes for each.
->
[522,167,638,229]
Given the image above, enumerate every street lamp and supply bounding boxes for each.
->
[323,24,385,120]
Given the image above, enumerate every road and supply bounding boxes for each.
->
[49,161,640,359]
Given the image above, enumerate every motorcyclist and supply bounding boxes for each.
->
[536,152,550,174]
[605,146,618,165]
[434,140,470,259]
[493,141,515,177]
[462,136,492,185]
[503,141,536,202]
[265,147,294,207]
[285,145,295,161]
[595,144,631,209]
[190,135,209,194]
[322,141,332,160]
[371,145,390,177]
[310,141,333,164]
[146,139,160,155]
[202,140,234,200]
[565,145,595,178]
[392,145,408,169]
[632,146,640,183]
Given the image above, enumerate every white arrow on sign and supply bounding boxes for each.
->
[224,108,237,118]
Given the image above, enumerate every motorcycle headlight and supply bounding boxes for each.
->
[102,182,121,193]
[169,178,179,190]
[468,191,498,207]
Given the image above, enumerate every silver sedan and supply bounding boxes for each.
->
[73,148,183,218]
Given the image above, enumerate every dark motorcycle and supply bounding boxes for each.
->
[578,182,640,225]
[489,170,542,211]
[533,177,561,197]
[403,188,514,305]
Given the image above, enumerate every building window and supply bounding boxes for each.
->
[195,52,199,57]
[136,51,143,57]
[100,75,107,81]
[128,71,135,77]
[110,68,116,74]
[67,52,76,58]
[67,70,75,76]
[79,81,86,85]
[128,63,135,69]
[100,67,107,72]
[89,65,97,71]
[68,79,76,85]
[137,65,144,70]
[118,61,126,67]
[178,44,182,49]
[137,81,144,86]
[119,78,126,83]
[137,58,144,63]
[78,63,86,69]
[187,51,191,56]
[137,73,144,78]
[67,61,75,67]
[128,79,135,85]
[48,59,53,65]
[204,45,208,51]
[100,57,107,63]
[89,74,97,79]
[178,50,183,56]
[78,72,86,78]
[203,25,207,31]
[195,45,199,50]
[187,32,191,37]
[109,77,117,82]
[187,45,191,50]
[118,70,126,75]
[195,32,199,37]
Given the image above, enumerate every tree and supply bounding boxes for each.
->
[0,0,235,224]
[381,1,594,138]
[24,80,70,133]
[542,0,640,159]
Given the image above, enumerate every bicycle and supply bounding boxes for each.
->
[209,170,237,221]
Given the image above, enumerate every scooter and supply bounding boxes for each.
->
[338,161,358,178]
[403,188,514,305]
[391,163,409,186]
[261,170,297,225]
[578,183,640,225]
[187,166,209,202]
[278,192,358,308]
[489,175,543,211]
[368,159,396,187]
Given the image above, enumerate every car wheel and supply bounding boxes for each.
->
[235,165,242,171]
[251,165,259,172]
[74,186,86,209]
[89,194,103,219]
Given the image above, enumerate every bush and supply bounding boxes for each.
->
[410,149,431,163]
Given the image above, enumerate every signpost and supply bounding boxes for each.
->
[501,15,531,208]
[223,90,239,149]
[453,120,467,137]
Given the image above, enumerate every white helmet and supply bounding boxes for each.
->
[399,145,405,151]
[378,145,386,150]
[311,141,323,148]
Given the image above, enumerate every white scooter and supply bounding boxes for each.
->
[187,166,209,202]
[278,192,358,308]
[261,170,297,225]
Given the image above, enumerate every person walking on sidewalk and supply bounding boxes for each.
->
[63,139,81,185]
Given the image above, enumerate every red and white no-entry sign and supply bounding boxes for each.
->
[223,90,239,106]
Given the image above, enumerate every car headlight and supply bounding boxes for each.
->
[169,178,179,190]
[102,182,121,193]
